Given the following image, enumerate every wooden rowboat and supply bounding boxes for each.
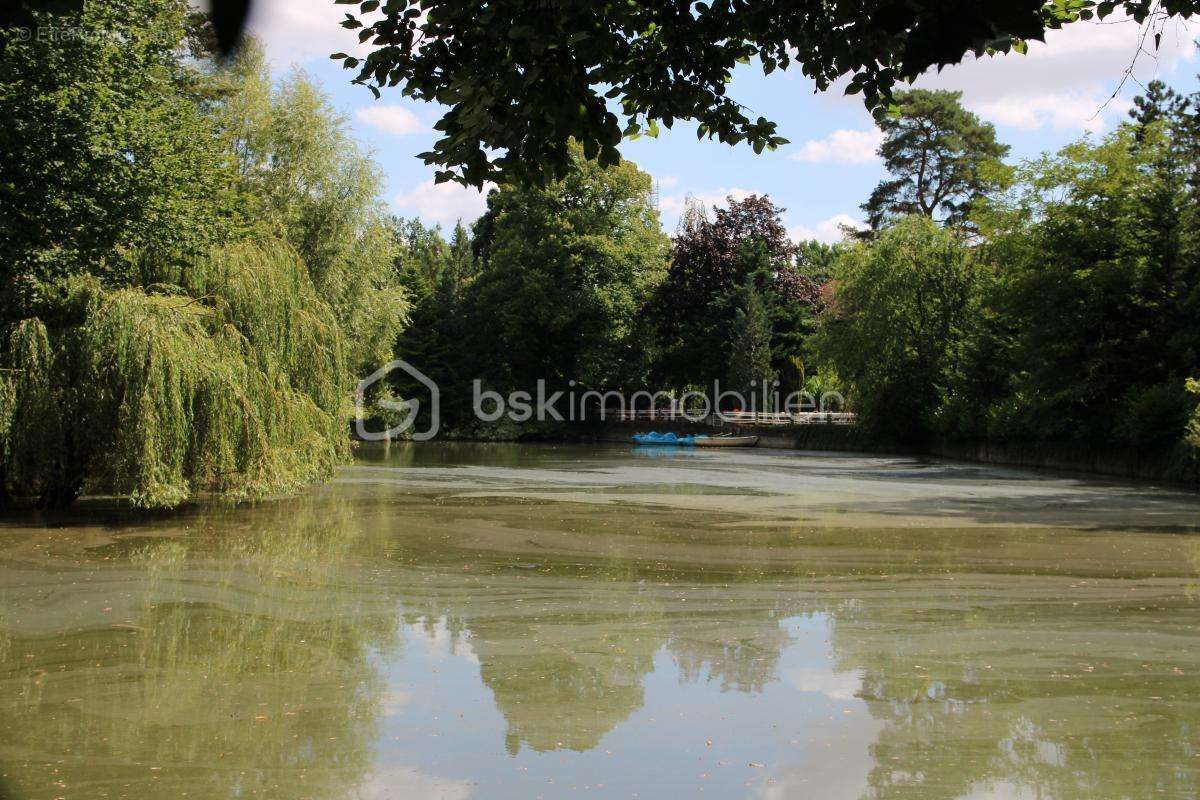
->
[693,435,759,448]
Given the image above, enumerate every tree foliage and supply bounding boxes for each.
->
[649,195,823,395]
[207,42,408,379]
[725,280,775,399]
[0,1,406,508]
[0,0,224,308]
[863,89,1010,231]
[333,0,1199,186]
[390,218,472,421]
[2,252,347,509]
[816,76,1200,460]
[1129,79,1188,134]
[388,144,670,433]
[964,116,1200,446]
[814,216,977,441]
[466,144,670,394]
[1189,379,1200,451]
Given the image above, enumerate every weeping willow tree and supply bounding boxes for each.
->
[208,43,409,381]
[0,1,407,508]
[2,245,350,508]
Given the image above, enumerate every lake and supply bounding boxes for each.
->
[1,443,1199,799]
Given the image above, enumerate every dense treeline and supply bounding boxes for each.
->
[388,143,672,435]
[820,84,1200,460]
[3,0,1197,508]
[388,182,832,432]
[394,83,1200,468]
[0,1,405,508]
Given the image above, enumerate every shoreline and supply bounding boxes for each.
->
[403,420,1200,492]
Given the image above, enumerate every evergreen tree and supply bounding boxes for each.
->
[1129,79,1188,139]
[863,90,1010,231]
[726,280,775,402]
[447,221,476,285]
[649,195,822,395]
[391,219,469,420]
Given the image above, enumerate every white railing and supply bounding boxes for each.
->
[609,410,856,426]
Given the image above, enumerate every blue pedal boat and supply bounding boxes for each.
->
[631,431,708,446]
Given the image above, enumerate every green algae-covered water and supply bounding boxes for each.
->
[1,443,1199,799]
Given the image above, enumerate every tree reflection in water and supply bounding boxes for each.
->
[0,499,400,800]
[0,449,1198,799]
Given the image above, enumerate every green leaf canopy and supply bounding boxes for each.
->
[333,0,1199,186]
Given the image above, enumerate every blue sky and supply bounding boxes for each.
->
[247,3,1200,242]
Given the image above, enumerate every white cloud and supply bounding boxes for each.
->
[392,179,493,228]
[788,213,863,245]
[655,175,680,190]
[356,104,425,135]
[244,0,375,66]
[971,94,1131,134]
[808,13,1198,135]
[790,129,883,165]
[914,13,1199,134]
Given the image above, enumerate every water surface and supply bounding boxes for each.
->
[2,444,1199,799]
